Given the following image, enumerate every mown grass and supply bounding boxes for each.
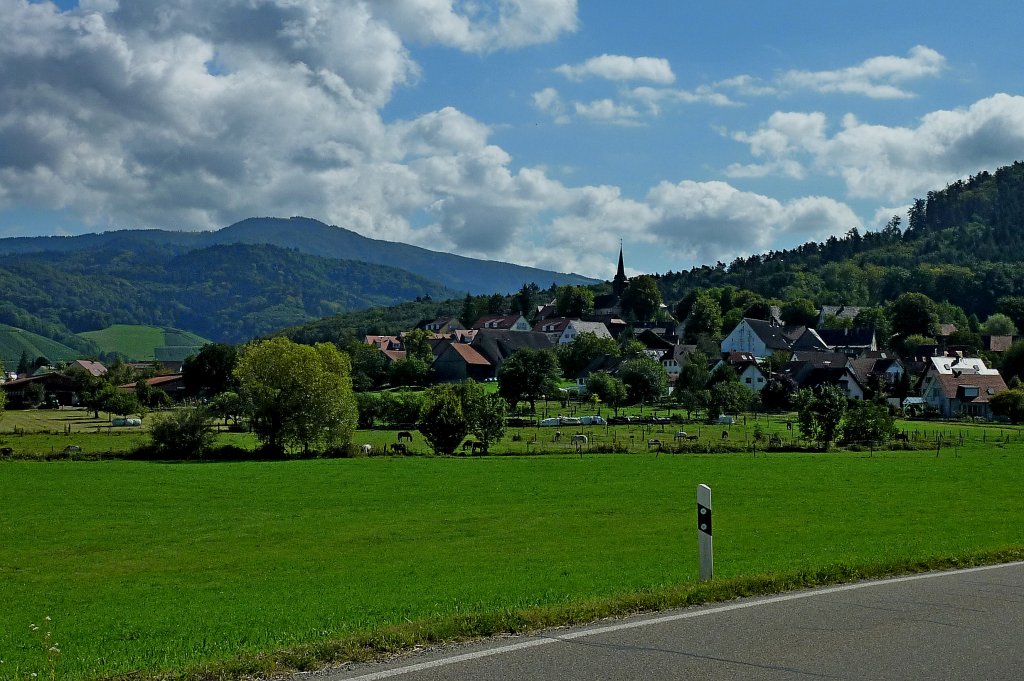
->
[2,448,1023,680]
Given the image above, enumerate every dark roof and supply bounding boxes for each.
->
[791,328,829,352]
[788,351,849,369]
[817,327,875,348]
[470,329,553,366]
[742,318,806,351]
[576,354,623,380]
[634,328,675,351]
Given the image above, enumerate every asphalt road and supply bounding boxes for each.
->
[308,561,1024,681]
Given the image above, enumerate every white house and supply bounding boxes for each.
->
[721,318,804,358]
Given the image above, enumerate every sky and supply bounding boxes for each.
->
[2,1,1024,281]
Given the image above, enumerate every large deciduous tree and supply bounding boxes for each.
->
[235,337,357,455]
[620,275,663,321]
[460,382,508,454]
[794,385,847,450]
[585,371,628,416]
[418,385,469,455]
[556,332,619,379]
[497,348,561,412]
[682,291,723,344]
[182,343,239,398]
[555,285,595,318]
[617,355,668,405]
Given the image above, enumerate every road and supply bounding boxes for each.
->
[308,561,1024,681]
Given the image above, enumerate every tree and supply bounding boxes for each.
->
[585,371,628,415]
[781,298,818,327]
[183,343,240,398]
[389,356,429,387]
[17,350,32,376]
[841,400,895,443]
[418,385,468,455]
[235,337,358,455]
[150,407,216,459]
[511,283,538,317]
[619,275,663,321]
[981,313,1017,336]
[794,385,847,450]
[402,329,435,363]
[617,355,668,404]
[497,348,561,411]
[990,389,1024,424]
[683,291,723,344]
[104,391,141,418]
[209,391,243,426]
[461,382,507,453]
[556,332,619,379]
[888,292,939,339]
[135,380,171,409]
[999,341,1024,385]
[708,380,752,417]
[344,340,391,392]
[555,286,595,318]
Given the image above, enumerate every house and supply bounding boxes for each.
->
[983,335,1014,353]
[431,342,493,383]
[716,352,768,392]
[533,318,612,345]
[790,328,830,353]
[817,305,863,327]
[919,356,1007,418]
[418,316,465,334]
[816,328,877,355]
[119,374,188,401]
[1,372,79,407]
[779,352,866,400]
[470,328,554,370]
[848,355,906,391]
[633,328,675,362]
[472,314,532,332]
[366,335,402,351]
[574,354,623,390]
[660,343,697,380]
[70,359,107,377]
[721,318,806,358]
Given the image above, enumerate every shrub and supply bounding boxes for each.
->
[150,407,216,459]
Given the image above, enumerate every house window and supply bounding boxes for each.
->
[757,377,764,383]
[745,378,752,384]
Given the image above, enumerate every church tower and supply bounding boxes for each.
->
[612,243,627,297]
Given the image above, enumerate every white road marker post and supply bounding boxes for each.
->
[697,483,713,582]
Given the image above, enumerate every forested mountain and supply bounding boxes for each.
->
[0,216,597,295]
[0,244,458,344]
[654,161,1024,322]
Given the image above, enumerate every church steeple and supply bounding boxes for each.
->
[612,241,627,296]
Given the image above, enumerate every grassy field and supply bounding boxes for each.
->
[0,325,80,372]
[2,446,1023,680]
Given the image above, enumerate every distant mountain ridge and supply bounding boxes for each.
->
[0,216,598,295]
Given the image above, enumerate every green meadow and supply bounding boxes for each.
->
[2,446,1023,680]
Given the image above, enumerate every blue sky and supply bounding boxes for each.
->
[3,1,1024,280]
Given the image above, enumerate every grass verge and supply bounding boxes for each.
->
[164,548,1024,681]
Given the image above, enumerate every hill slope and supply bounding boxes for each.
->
[78,325,211,362]
[0,243,458,344]
[0,324,82,371]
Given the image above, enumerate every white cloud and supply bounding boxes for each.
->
[531,87,569,124]
[779,45,946,99]
[728,94,1024,202]
[373,0,578,52]
[555,54,675,84]
[573,99,641,125]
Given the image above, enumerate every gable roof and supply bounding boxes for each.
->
[932,373,1007,402]
[440,342,491,366]
[576,354,623,380]
[71,359,107,377]
[927,356,1000,376]
[791,327,830,352]
[571,320,612,338]
[817,327,875,348]
[739,318,806,351]
[470,328,554,365]
[472,314,527,330]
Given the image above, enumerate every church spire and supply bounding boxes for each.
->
[612,240,627,296]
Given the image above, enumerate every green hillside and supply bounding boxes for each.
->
[0,324,81,371]
[79,325,210,362]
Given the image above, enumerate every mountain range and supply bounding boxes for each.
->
[0,217,598,357]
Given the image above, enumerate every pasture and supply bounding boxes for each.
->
[2,447,1023,680]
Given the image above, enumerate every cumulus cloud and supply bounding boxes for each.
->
[373,0,578,52]
[728,94,1024,202]
[573,99,641,125]
[555,54,675,84]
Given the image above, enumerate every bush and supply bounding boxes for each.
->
[150,407,216,459]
